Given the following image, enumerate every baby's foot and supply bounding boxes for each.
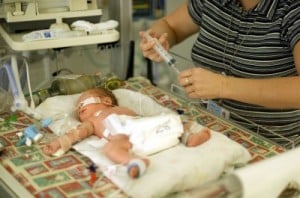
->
[127,158,149,179]
[186,128,211,147]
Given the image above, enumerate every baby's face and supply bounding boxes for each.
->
[76,90,113,122]
[77,95,105,122]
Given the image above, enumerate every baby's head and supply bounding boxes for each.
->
[76,88,118,121]
[78,88,118,106]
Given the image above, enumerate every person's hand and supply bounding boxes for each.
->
[139,30,170,62]
[42,140,61,155]
[178,67,227,99]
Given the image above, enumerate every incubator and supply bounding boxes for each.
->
[0,0,126,117]
[29,73,122,105]
[0,57,122,116]
[0,55,41,119]
[0,0,120,50]
[0,0,102,32]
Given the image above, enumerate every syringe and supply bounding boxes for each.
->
[143,31,180,74]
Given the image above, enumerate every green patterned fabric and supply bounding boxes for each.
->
[0,77,286,197]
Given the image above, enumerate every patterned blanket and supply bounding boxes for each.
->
[0,76,286,197]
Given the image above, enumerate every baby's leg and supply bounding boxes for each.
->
[182,121,211,147]
[103,134,149,178]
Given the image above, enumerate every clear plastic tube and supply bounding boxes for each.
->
[3,56,28,111]
[2,56,41,119]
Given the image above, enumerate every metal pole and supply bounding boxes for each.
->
[108,0,132,80]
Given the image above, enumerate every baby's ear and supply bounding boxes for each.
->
[103,97,113,106]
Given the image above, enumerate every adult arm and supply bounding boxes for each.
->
[148,1,199,46]
[139,1,199,61]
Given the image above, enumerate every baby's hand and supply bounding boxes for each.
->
[42,140,61,155]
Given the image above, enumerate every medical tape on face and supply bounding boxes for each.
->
[77,97,102,110]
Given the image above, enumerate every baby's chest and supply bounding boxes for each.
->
[90,111,110,137]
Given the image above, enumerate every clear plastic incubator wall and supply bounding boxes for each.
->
[0,0,133,112]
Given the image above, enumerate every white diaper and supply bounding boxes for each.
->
[103,113,184,156]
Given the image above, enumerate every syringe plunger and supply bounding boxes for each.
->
[143,31,179,74]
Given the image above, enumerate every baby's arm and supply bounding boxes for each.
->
[113,106,138,116]
[43,121,94,156]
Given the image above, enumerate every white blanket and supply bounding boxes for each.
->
[74,131,251,198]
[36,88,251,198]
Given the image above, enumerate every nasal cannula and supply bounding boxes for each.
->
[143,31,180,74]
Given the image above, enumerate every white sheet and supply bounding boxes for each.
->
[36,88,251,198]
[74,131,251,198]
[35,89,174,136]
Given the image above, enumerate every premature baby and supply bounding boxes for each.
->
[43,88,210,178]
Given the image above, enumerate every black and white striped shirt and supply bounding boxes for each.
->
[188,0,300,146]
